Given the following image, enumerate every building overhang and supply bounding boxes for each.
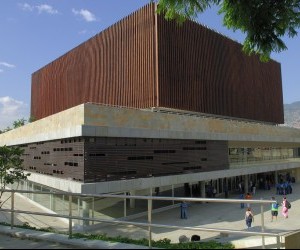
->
[25,160,300,194]
[1,103,300,147]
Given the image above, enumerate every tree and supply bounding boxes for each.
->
[155,0,300,61]
[0,145,30,208]
[12,118,27,129]
[0,117,34,134]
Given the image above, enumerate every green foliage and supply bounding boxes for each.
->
[0,145,30,208]
[28,116,36,123]
[13,118,27,129]
[0,117,36,134]
[0,222,234,249]
[72,233,234,249]
[155,0,300,61]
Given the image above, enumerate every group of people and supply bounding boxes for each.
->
[245,196,291,229]
[275,181,293,195]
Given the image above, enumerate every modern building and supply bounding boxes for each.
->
[1,3,300,211]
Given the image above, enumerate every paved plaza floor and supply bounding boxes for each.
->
[1,183,300,248]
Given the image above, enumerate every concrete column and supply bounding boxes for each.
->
[295,168,300,184]
[130,190,136,209]
[50,193,56,211]
[190,184,193,197]
[82,199,90,226]
[200,181,206,198]
[245,175,249,193]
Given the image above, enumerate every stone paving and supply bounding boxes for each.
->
[1,183,300,248]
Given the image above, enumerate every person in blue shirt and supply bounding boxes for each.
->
[180,201,188,219]
[271,197,279,222]
[239,193,245,209]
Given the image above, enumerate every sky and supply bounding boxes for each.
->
[0,1,299,129]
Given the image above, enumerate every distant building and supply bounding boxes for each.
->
[1,3,299,207]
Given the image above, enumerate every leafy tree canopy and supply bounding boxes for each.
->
[0,145,30,208]
[155,0,300,61]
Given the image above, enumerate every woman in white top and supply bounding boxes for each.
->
[245,208,254,229]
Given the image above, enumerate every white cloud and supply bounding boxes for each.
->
[0,96,29,130]
[0,62,16,68]
[19,3,58,15]
[19,3,34,11]
[72,8,96,22]
[36,4,59,15]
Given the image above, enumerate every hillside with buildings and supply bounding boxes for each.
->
[284,101,300,128]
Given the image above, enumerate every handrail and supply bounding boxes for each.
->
[0,189,281,249]
[0,189,276,204]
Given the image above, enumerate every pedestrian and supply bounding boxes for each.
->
[224,185,229,198]
[238,182,242,193]
[155,187,160,196]
[245,192,253,208]
[276,183,280,195]
[212,187,217,198]
[271,197,279,222]
[281,197,289,219]
[239,193,245,209]
[180,201,188,219]
[245,208,254,229]
[252,183,256,195]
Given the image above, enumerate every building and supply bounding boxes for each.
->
[1,3,300,214]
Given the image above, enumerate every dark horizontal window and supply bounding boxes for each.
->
[33,156,41,160]
[128,156,153,160]
[41,151,50,155]
[89,153,106,157]
[54,148,73,152]
[183,147,207,151]
[74,154,84,156]
[53,170,64,174]
[44,163,57,166]
[162,162,189,165]
[64,162,79,167]
[154,150,176,154]
[201,158,208,161]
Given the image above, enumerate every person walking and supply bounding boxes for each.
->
[245,208,254,229]
[239,193,245,209]
[245,192,253,208]
[281,197,289,219]
[271,197,279,222]
[180,201,188,219]
[252,183,256,195]
[212,187,217,198]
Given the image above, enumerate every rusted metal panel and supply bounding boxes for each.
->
[31,4,156,120]
[31,3,284,124]
[156,15,284,124]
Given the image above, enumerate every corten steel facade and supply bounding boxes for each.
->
[20,137,228,183]
[31,3,284,124]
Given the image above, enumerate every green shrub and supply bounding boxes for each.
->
[0,222,234,249]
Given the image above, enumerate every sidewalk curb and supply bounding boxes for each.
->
[0,225,150,249]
